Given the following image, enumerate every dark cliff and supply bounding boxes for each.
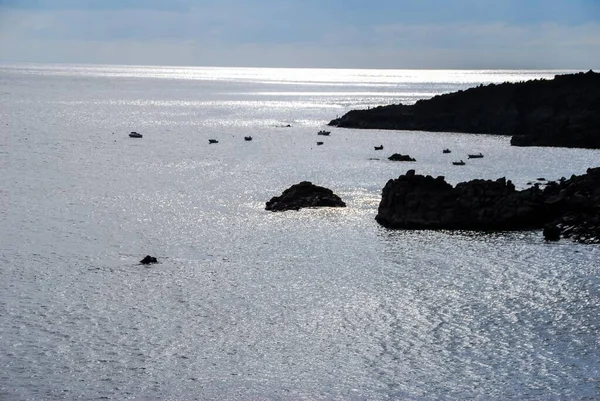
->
[330,71,600,149]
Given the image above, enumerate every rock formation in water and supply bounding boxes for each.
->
[329,70,600,149]
[375,168,600,243]
[140,255,158,264]
[266,181,346,212]
[388,153,416,162]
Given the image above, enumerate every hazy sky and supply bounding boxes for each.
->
[1,0,599,68]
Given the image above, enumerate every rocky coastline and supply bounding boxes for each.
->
[329,70,600,149]
[375,168,600,244]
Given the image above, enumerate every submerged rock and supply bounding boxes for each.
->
[375,167,600,243]
[140,255,158,264]
[266,181,346,212]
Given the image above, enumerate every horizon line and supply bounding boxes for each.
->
[0,60,592,72]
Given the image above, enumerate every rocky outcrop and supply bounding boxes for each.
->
[140,255,158,264]
[388,153,416,162]
[376,168,600,243]
[541,169,600,243]
[330,71,600,149]
[266,181,346,212]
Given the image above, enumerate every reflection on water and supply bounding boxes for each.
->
[1,64,599,400]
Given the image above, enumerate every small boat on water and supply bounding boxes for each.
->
[468,152,484,158]
[374,145,384,150]
[208,139,218,144]
[244,136,252,141]
[443,148,451,154]
[317,130,331,136]
[129,132,143,138]
[316,141,324,145]
[453,160,466,166]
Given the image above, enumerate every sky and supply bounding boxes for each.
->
[0,0,599,69]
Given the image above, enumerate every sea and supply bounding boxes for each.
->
[1,64,599,400]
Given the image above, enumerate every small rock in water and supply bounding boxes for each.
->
[140,255,158,264]
[266,181,346,212]
[543,224,561,241]
[388,153,416,162]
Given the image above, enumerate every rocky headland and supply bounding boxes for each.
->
[329,70,600,149]
[375,167,600,243]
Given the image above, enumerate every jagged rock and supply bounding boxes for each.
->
[376,167,600,243]
[388,153,416,162]
[330,71,600,149]
[140,255,158,264]
[266,181,346,212]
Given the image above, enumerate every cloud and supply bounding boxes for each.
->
[0,5,599,68]
[0,3,328,43]
[372,21,600,50]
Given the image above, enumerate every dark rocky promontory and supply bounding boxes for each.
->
[330,71,600,149]
[376,168,600,243]
[266,181,346,212]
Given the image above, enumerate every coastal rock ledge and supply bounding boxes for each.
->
[266,181,346,212]
[330,70,600,149]
[376,168,600,243]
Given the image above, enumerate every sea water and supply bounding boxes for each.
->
[1,64,599,400]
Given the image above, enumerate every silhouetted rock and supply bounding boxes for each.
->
[330,71,600,149]
[266,181,346,212]
[388,153,416,162]
[140,255,158,264]
[376,167,600,243]
[543,223,561,241]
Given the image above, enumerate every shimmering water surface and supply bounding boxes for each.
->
[2,64,599,400]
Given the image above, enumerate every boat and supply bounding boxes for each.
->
[316,141,324,145]
[452,160,466,166]
[244,136,252,141]
[468,152,484,158]
[317,130,331,136]
[374,145,384,150]
[208,139,218,144]
[443,148,451,153]
[129,132,143,138]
